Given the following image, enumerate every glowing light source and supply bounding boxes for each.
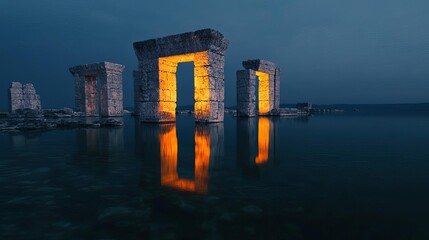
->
[160,124,210,194]
[158,51,211,120]
[255,71,270,115]
[255,117,270,165]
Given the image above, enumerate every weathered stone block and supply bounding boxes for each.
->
[9,82,41,114]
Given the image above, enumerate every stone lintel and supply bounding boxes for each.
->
[133,29,229,60]
[242,59,280,73]
[69,62,125,76]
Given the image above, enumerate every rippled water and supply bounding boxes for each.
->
[1,109,429,239]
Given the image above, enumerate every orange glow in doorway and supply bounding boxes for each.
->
[255,117,270,165]
[255,71,270,115]
[160,125,210,194]
[158,51,211,120]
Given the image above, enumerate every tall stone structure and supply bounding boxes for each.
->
[69,62,125,117]
[237,60,281,117]
[133,28,229,123]
[9,82,41,113]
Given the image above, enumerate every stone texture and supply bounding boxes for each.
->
[236,59,281,117]
[0,108,124,132]
[133,29,229,123]
[9,82,41,114]
[69,62,125,117]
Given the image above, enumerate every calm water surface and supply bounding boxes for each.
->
[1,109,429,239]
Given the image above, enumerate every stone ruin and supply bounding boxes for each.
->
[133,28,229,123]
[69,62,125,117]
[9,82,41,113]
[237,60,281,117]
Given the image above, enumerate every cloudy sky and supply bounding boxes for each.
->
[1,0,428,111]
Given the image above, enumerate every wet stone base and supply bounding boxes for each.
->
[0,109,123,132]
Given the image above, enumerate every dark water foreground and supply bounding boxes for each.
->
[1,109,429,239]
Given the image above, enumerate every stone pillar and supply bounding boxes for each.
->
[9,82,23,113]
[74,75,86,113]
[134,58,163,122]
[274,68,281,110]
[194,51,225,122]
[99,69,124,117]
[237,70,257,117]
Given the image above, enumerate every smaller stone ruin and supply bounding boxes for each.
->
[69,62,125,117]
[9,82,41,114]
[236,60,281,117]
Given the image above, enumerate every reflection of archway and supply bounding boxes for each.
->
[237,60,280,117]
[237,117,278,176]
[133,29,229,123]
[159,123,223,194]
[255,117,270,165]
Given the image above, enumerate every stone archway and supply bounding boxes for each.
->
[237,60,281,117]
[133,29,229,123]
[69,62,125,117]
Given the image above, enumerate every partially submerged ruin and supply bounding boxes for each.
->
[2,29,285,133]
[69,62,125,117]
[9,82,41,114]
[237,60,281,117]
[133,28,229,123]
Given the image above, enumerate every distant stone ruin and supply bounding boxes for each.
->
[133,28,229,123]
[237,60,281,117]
[69,62,125,117]
[9,82,41,113]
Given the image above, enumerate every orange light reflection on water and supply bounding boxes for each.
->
[255,118,270,165]
[160,125,210,194]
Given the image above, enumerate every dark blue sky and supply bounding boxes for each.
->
[1,0,428,111]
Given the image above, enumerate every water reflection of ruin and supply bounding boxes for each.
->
[237,117,279,176]
[136,122,224,194]
[75,125,124,161]
[9,133,40,148]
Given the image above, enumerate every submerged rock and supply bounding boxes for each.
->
[101,118,124,127]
